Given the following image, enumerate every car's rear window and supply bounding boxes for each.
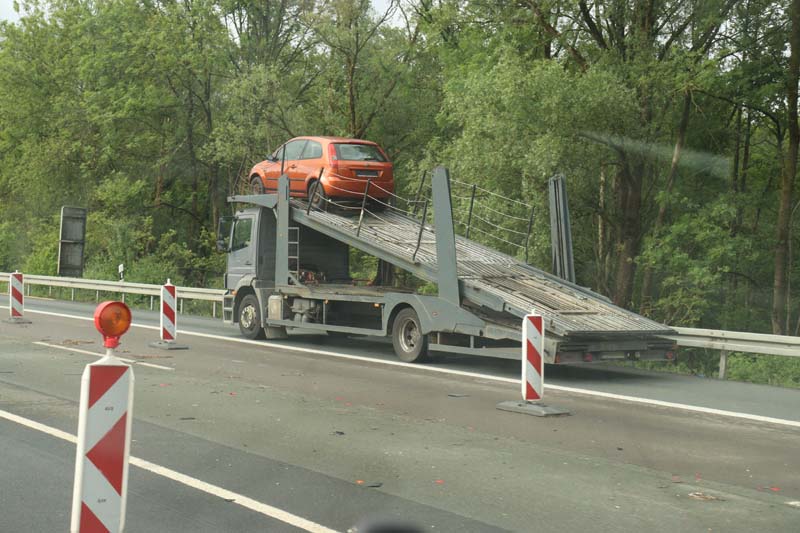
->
[334,143,387,162]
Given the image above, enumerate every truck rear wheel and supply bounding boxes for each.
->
[392,308,428,363]
[238,294,265,340]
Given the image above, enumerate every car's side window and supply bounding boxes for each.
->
[230,218,253,251]
[300,141,322,160]
[283,140,307,160]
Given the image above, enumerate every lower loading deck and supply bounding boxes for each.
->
[258,282,674,363]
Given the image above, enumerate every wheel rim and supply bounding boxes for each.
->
[251,179,263,194]
[398,317,420,353]
[241,304,256,329]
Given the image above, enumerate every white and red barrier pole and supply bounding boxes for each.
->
[150,279,187,350]
[161,279,176,343]
[6,270,31,324]
[496,312,569,417]
[71,301,134,533]
[522,314,544,401]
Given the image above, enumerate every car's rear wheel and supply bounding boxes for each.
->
[250,176,265,194]
[311,182,329,211]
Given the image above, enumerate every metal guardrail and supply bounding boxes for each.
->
[3,272,800,365]
[665,327,800,358]
[0,272,225,316]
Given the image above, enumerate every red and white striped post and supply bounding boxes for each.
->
[522,313,544,402]
[496,312,569,417]
[6,270,31,324]
[71,301,134,533]
[150,279,188,350]
[161,279,177,343]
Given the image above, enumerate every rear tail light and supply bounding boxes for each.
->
[327,144,339,171]
[582,352,594,362]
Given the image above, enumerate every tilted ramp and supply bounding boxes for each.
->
[289,198,672,342]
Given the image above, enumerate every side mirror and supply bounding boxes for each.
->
[266,154,278,163]
[216,216,233,252]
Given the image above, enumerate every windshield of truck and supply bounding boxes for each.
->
[231,218,252,251]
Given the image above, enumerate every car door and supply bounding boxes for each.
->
[264,139,306,192]
[295,140,324,196]
[281,139,308,195]
[226,214,256,290]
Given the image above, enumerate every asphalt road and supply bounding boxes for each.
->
[1,297,799,531]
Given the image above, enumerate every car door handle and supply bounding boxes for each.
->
[244,260,253,265]
[289,164,297,169]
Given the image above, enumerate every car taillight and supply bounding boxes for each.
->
[328,144,339,171]
[582,352,594,362]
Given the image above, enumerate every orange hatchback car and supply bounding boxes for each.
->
[248,136,394,205]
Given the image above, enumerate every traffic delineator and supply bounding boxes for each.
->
[496,312,569,417]
[522,314,544,401]
[71,302,134,533]
[149,279,188,350]
[5,270,31,324]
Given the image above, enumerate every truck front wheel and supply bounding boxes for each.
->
[238,294,265,340]
[392,308,428,363]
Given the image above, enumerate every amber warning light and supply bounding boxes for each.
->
[94,301,132,348]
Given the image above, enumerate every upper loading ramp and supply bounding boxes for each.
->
[276,167,672,341]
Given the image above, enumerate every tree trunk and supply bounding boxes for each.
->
[596,166,608,293]
[772,0,800,334]
[613,158,642,308]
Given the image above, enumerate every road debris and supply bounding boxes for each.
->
[688,492,724,501]
[447,393,469,398]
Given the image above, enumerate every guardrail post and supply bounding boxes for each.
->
[71,288,75,301]
[356,179,372,237]
[307,181,319,214]
[524,205,535,264]
[718,349,728,380]
[412,170,427,216]
[412,199,429,262]
[213,301,217,318]
[465,184,476,238]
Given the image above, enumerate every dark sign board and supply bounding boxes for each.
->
[58,206,87,277]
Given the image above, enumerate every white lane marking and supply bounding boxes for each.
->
[0,408,338,533]
[544,383,800,428]
[22,308,800,429]
[33,341,174,371]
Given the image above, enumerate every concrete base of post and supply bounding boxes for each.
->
[496,400,570,417]
[148,340,189,350]
[3,316,32,325]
